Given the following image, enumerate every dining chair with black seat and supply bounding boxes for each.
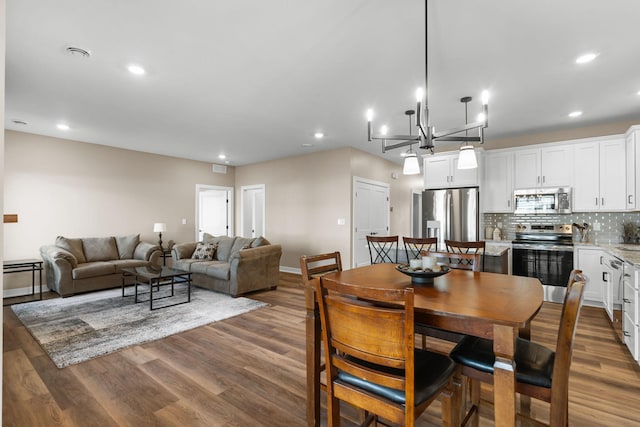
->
[449,269,586,427]
[299,252,343,427]
[444,240,486,271]
[366,235,399,264]
[402,237,438,262]
[317,275,459,427]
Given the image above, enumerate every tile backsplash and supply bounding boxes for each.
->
[482,212,640,244]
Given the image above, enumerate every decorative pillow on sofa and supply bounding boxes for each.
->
[55,236,87,264]
[115,234,140,259]
[251,236,271,248]
[192,243,217,261]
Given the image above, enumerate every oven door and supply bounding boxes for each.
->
[512,244,574,287]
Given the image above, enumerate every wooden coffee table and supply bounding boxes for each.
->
[121,266,192,310]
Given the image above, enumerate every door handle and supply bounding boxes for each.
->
[370,232,378,235]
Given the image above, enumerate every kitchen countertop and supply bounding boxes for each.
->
[484,245,510,257]
[574,242,640,265]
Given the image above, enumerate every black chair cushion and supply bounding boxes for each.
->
[336,349,455,405]
[450,335,555,388]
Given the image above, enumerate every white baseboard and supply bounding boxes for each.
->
[3,285,49,299]
[280,266,301,275]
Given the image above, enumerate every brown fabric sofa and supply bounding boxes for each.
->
[40,234,161,297]
[172,234,281,297]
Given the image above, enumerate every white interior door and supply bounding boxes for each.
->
[196,185,233,240]
[241,184,265,238]
[353,177,390,267]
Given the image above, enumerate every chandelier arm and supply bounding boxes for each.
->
[433,121,485,139]
[371,133,421,141]
[382,139,420,152]
[434,136,482,143]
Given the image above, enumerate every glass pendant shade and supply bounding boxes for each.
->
[457,145,477,169]
[403,153,421,175]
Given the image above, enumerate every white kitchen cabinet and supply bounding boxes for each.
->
[625,127,640,209]
[482,151,513,212]
[424,152,479,189]
[513,145,573,189]
[573,137,626,211]
[623,264,639,362]
[601,253,623,322]
[575,247,604,304]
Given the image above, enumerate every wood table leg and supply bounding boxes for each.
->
[492,324,517,427]
[305,285,321,427]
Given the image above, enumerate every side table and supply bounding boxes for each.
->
[3,259,43,302]
[160,249,172,266]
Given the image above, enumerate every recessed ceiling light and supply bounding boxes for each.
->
[568,111,583,118]
[576,53,598,64]
[56,123,70,130]
[218,154,226,160]
[127,64,146,75]
[314,132,324,139]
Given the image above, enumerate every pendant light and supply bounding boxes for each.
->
[403,146,421,175]
[457,96,478,170]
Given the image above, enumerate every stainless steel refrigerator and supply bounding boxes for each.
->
[422,187,479,249]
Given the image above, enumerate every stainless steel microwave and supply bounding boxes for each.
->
[513,187,572,214]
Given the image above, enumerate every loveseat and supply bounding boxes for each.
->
[40,235,161,297]
[172,234,281,297]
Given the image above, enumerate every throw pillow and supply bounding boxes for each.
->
[115,234,140,259]
[192,243,217,261]
[251,236,271,248]
[55,236,87,264]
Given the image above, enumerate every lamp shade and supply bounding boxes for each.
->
[153,222,167,233]
[457,145,477,170]
[403,153,421,175]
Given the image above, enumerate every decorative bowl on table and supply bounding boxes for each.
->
[396,264,450,285]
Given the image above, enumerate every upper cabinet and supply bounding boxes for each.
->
[626,126,640,209]
[424,152,479,189]
[483,151,513,212]
[573,137,627,211]
[513,145,573,189]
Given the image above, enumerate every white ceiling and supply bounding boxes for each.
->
[5,0,640,166]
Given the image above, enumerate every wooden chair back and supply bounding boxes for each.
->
[547,270,586,425]
[421,250,482,272]
[453,269,586,426]
[403,237,438,261]
[299,252,342,423]
[444,239,486,271]
[317,276,454,426]
[366,235,399,264]
[300,252,343,285]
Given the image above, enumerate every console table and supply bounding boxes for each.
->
[3,259,43,301]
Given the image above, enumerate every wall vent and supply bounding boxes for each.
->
[212,164,228,174]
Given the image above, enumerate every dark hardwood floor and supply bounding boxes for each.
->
[3,272,640,426]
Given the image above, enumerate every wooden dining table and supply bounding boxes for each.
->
[304,263,543,427]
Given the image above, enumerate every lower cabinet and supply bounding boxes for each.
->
[574,247,604,305]
[623,265,639,362]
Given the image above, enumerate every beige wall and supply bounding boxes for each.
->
[3,130,235,290]
[234,147,422,270]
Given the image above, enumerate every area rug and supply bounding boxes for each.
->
[12,286,268,368]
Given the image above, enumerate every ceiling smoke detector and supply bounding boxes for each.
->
[65,46,91,58]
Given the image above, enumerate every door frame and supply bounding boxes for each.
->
[352,176,390,268]
[195,184,234,241]
[410,188,423,238]
[240,184,266,238]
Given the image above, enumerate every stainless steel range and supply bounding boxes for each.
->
[512,223,574,303]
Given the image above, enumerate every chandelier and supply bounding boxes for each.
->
[365,1,489,174]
